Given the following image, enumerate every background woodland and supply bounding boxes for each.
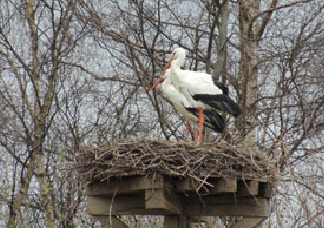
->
[0,0,323,227]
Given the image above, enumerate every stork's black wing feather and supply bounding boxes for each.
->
[192,94,242,117]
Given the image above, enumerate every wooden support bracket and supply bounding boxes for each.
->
[259,182,272,198]
[145,189,183,214]
[237,180,259,196]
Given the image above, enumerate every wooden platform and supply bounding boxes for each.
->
[77,141,275,227]
[86,175,271,217]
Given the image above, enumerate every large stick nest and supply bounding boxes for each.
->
[76,140,274,183]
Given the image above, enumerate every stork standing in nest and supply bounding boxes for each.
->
[156,47,241,143]
[151,68,225,141]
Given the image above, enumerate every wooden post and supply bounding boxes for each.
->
[164,215,190,228]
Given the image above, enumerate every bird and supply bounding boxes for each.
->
[162,47,241,143]
[151,68,225,141]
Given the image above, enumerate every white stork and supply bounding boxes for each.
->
[151,69,225,141]
[162,47,241,143]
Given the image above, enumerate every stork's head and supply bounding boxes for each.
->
[150,48,186,91]
[162,47,187,74]
[171,48,187,67]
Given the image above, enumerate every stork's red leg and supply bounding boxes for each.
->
[198,108,204,144]
[192,120,198,143]
[185,120,190,141]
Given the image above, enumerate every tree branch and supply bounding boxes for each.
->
[252,0,313,23]
[61,61,139,86]
[257,0,278,40]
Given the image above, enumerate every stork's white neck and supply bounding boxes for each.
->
[175,49,186,67]
[169,58,182,88]
[171,58,181,68]
[163,69,172,86]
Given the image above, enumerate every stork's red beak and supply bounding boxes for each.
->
[150,77,165,90]
[151,57,174,91]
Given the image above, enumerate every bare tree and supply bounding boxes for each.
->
[0,0,89,227]
[0,0,323,227]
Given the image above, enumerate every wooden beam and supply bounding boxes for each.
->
[87,175,164,196]
[87,195,269,217]
[145,189,183,214]
[93,215,129,228]
[231,218,266,228]
[176,177,237,194]
[184,202,268,217]
[237,180,259,196]
[87,194,182,215]
[183,195,263,204]
[209,178,237,194]
[87,195,144,215]
[184,197,269,217]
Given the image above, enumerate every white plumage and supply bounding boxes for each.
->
[151,68,225,141]
[161,69,197,121]
[158,47,241,143]
[169,48,222,98]
[167,48,241,117]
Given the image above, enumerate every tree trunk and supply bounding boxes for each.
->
[7,153,39,228]
[237,0,260,150]
[214,0,230,80]
[205,0,230,143]
[38,154,55,228]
